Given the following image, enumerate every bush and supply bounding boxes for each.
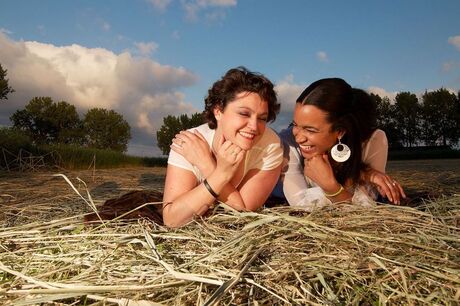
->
[0,127,34,153]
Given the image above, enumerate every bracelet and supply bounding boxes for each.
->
[324,185,344,197]
[203,179,219,198]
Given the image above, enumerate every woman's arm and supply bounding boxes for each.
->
[304,154,353,202]
[163,135,245,227]
[221,165,282,211]
[361,130,406,204]
[162,165,215,227]
[281,143,346,209]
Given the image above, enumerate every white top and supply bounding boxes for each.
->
[168,123,284,186]
[272,127,388,210]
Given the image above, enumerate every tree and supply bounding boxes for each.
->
[393,92,421,147]
[83,108,131,152]
[371,93,401,148]
[421,88,459,146]
[156,113,204,155]
[0,63,15,101]
[10,97,82,145]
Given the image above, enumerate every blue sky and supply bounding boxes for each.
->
[1,0,459,156]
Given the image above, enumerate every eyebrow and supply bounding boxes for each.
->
[292,120,320,131]
[237,106,268,117]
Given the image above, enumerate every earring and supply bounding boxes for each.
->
[331,137,351,162]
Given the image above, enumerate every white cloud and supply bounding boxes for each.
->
[274,74,304,112]
[181,0,236,22]
[448,35,460,51]
[367,86,397,102]
[316,51,329,62]
[0,28,13,35]
[134,41,159,56]
[147,0,173,12]
[0,32,199,156]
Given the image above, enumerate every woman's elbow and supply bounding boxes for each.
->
[162,208,187,228]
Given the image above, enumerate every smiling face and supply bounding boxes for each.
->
[292,103,343,159]
[214,91,268,150]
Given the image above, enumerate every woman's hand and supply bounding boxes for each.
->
[304,154,340,193]
[366,169,406,204]
[171,130,215,175]
[214,135,245,181]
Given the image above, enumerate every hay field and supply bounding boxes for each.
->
[1,160,459,305]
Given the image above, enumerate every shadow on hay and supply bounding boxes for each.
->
[90,181,121,197]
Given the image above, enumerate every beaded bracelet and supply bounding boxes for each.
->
[324,185,344,197]
[203,179,219,198]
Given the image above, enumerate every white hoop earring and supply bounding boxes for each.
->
[331,138,351,162]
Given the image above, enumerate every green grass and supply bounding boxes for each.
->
[38,144,146,169]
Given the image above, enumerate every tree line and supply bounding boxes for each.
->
[372,89,460,148]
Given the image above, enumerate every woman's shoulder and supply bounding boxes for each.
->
[257,127,281,145]
[190,123,211,133]
[368,129,388,144]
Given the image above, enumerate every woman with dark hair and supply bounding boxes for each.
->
[163,67,283,227]
[272,78,405,210]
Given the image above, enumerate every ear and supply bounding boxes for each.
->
[213,107,223,121]
[337,129,346,140]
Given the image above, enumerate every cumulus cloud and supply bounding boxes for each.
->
[147,0,173,12]
[316,51,329,62]
[134,41,159,56]
[0,32,199,156]
[181,0,237,22]
[367,86,397,102]
[448,35,460,51]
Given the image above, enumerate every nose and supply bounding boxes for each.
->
[293,127,306,143]
[247,116,258,131]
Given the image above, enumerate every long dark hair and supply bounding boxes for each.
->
[296,78,377,185]
[203,66,279,129]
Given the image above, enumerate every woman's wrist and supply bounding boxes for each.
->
[322,183,344,197]
[199,159,216,178]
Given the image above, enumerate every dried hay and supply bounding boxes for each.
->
[0,163,459,305]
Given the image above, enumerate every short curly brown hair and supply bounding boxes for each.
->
[203,66,279,129]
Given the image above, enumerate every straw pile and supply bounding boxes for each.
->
[1,163,459,305]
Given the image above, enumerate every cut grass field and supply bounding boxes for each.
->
[0,159,459,305]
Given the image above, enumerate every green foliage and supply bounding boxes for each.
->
[0,63,15,101]
[371,94,401,148]
[83,108,131,152]
[421,88,459,146]
[0,127,33,153]
[156,112,204,155]
[393,92,421,147]
[10,97,83,145]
